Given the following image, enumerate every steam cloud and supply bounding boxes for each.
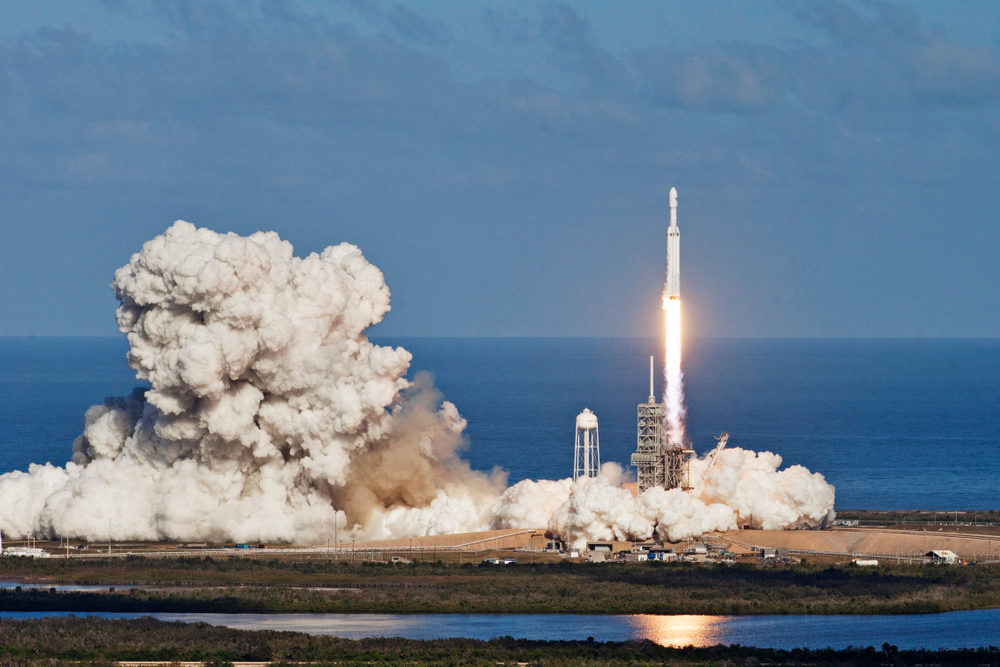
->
[0,222,834,546]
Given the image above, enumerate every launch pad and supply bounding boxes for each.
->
[631,396,695,493]
[631,393,665,493]
[631,357,694,493]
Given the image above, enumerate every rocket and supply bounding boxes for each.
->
[665,186,680,304]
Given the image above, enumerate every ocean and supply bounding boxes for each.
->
[1,337,997,510]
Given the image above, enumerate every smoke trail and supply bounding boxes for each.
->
[663,297,685,444]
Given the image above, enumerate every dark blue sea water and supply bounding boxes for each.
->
[1,337,998,510]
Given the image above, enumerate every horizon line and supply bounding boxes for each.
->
[3,334,999,341]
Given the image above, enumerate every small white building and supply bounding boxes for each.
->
[3,547,50,558]
[926,550,959,564]
[852,558,879,566]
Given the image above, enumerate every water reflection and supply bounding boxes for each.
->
[0,610,997,649]
[627,614,723,647]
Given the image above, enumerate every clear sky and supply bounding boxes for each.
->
[1,0,998,337]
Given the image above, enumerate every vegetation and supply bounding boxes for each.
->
[1,556,999,615]
[0,616,998,665]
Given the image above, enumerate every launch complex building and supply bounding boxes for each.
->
[632,358,695,492]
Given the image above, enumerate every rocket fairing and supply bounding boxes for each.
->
[665,186,680,304]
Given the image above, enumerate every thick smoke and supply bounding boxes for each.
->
[0,222,834,545]
[492,454,835,549]
[0,221,502,542]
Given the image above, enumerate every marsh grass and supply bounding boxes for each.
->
[1,557,998,615]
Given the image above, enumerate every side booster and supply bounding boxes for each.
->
[665,186,680,304]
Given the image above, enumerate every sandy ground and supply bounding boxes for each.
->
[12,525,1000,562]
[329,526,1000,561]
[720,528,1000,560]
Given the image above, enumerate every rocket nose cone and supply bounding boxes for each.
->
[669,187,678,207]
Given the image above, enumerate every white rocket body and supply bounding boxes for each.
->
[665,186,680,303]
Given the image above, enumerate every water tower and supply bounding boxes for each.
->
[573,408,600,481]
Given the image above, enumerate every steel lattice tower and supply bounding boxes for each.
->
[631,356,665,492]
[631,356,693,492]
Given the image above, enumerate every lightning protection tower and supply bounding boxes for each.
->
[573,408,600,481]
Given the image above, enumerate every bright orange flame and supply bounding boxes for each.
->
[628,614,721,647]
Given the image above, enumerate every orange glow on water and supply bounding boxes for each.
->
[628,614,722,647]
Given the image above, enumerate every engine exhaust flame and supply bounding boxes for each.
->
[663,296,685,445]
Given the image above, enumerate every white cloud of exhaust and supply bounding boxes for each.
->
[0,222,834,546]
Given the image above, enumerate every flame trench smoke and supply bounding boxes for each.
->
[0,221,504,543]
[0,222,834,547]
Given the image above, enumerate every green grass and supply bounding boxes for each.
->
[1,557,999,615]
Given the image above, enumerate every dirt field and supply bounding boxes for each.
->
[321,525,1000,564]
[9,523,1000,564]
[722,527,1000,561]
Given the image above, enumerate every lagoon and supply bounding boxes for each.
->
[1,610,998,649]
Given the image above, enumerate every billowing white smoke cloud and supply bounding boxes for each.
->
[0,221,834,546]
[491,454,835,549]
[0,221,503,542]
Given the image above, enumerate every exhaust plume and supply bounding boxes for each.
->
[491,453,834,549]
[663,297,685,444]
[0,221,503,542]
[0,222,834,546]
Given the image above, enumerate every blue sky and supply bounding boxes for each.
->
[1,0,998,337]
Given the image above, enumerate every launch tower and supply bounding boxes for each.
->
[631,356,666,492]
[631,357,694,492]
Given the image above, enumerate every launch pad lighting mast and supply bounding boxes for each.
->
[573,408,600,481]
